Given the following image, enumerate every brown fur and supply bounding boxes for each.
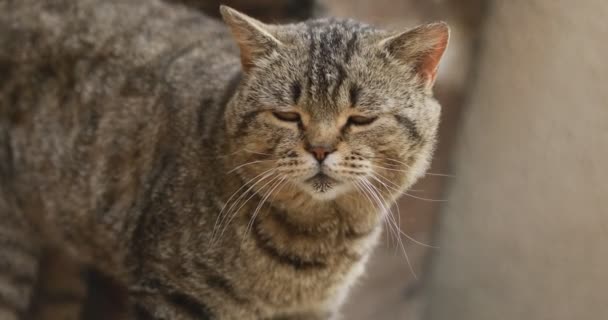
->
[0,0,448,319]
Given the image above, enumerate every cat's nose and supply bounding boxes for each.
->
[307,145,336,163]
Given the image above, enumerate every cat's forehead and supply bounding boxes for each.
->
[285,19,385,115]
[302,18,376,35]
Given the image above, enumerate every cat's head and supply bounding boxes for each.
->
[221,6,448,202]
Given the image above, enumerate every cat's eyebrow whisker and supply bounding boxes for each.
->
[227,159,276,174]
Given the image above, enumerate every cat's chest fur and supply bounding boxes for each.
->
[134,171,382,317]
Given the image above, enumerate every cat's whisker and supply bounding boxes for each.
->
[371,163,411,174]
[353,181,390,246]
[370,174,438,249]
[267,177,290,208]
[369,156,455,178]
[217,172,282,242]
[359,179,399,256]
[244,176,287,239]
[200,149,246,160]
[242,149,275,157]
[390,216,418,280]
[369,174,400,193]
[359,179,398,247]
[211,168,272,240]
[382,157,455,178]
[402,192,447,203]
[368,173,403,245]
[210,168,276,246]
[370,170,446,203]
[362,179,418,279]
[424,172,455,177]
[361,179,395,239]
[227,159,276,174]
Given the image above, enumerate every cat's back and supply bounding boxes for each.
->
[0,0,239,243]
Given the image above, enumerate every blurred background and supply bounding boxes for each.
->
[198,1,607,319]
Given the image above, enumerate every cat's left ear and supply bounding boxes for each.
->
[380,22,450,90]
[220,5,283,73]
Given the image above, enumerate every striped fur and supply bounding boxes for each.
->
[0,0,447,319]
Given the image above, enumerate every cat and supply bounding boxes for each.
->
[0,0,448,319]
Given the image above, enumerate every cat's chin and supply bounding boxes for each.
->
[299,174,351,201]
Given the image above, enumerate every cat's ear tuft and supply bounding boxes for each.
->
[220,5,282,72]
[380,22,450,90]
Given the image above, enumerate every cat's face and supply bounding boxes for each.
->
[222,7,448,202]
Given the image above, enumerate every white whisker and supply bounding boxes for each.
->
[210,169,277,246]
[227,159,276,174]
[244,176,287,239]
[218,173,281,241]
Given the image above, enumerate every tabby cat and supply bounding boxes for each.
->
[0,0,448,319]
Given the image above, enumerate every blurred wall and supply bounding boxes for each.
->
[426,1,608,319]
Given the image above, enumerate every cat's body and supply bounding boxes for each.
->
[0,0,448,319]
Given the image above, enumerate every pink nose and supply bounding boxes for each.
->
[307,145,335,162]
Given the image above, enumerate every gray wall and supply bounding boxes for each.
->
[426,1,608,319]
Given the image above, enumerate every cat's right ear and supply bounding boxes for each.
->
[379,22,450,91]
[220,5,283,73]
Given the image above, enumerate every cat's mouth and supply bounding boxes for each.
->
[306,173,337,193]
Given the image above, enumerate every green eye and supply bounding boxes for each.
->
[348,115,377,126]
[272,111,301,122]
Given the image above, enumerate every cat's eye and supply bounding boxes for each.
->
[347,115,377,126]
[272,111,301,123]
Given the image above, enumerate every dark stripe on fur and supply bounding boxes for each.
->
[0,290,23,314]
[331,63,347,103]
[234,110,259,137]
[0,258,35,281]
[344,31,358,64]
[218,72,243,110]
[193,261,248,304]
[211,70,243,137]
[268,208,321,236]
[305,25,316,101]
[165,292,214,319]
[316,26,332,102]
[129,151,174,280]
[252,218,327,270]
[197,98,213,136]
[0,300,20,318]
[291,81,302,105]
[394,115,421,142]
[37,290,85,304]
[349,84,360,107]
[134,303,158,320]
